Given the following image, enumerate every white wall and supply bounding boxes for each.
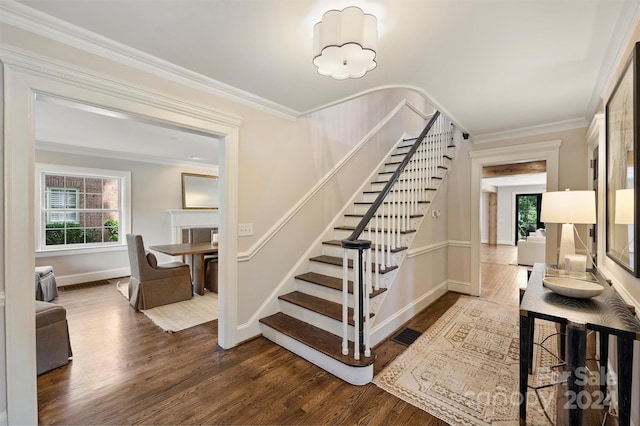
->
[34,150,217,285]
[496,184,546,245]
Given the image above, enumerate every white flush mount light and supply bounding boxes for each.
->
[313,6,377,79]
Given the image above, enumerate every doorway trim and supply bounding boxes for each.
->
[469,139,561,296]
[2,48,241,424]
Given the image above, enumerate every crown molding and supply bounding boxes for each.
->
[0,46,244,130]
[471,118,588,144]
[589,0,640,117]
[0,0,299,121]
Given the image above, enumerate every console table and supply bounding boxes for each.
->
[519,263,640,425]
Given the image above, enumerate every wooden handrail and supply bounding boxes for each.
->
[342,111,441,247]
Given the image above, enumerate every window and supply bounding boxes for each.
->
[37,164,131,252]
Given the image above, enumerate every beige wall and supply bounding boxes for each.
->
[236,90,435,328]
[1,23,441,339]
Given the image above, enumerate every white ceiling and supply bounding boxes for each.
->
[34,96,219,167]
[8,0,638,157]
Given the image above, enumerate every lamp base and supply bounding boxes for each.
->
[558,223,575,270]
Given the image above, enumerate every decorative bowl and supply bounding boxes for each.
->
[542,277,603,299]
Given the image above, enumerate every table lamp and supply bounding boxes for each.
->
[540,189,596,270]
[615,188,634,225]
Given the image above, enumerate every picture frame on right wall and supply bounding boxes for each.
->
[606,42,640,276]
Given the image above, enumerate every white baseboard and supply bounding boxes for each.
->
[448,280,471,294]
[370,281,448,347]
[0,410,7,426]
[56,267,130,286]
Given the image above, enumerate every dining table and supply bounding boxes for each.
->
[149,241,218,295]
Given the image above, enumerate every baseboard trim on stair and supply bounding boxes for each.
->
[261,323,373,386]
[370,280,448,347]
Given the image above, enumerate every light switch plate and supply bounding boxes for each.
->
[238,223,253,236]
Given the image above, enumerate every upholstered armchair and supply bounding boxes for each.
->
[126,234,193,310]
[182,227,219,293]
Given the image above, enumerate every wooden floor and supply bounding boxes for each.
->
[37,246,612,425]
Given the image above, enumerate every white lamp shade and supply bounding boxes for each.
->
[615,188,634,224]
[540,190,596,224]
[313,7,377,79]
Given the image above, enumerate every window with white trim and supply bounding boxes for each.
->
[37,164,131,251]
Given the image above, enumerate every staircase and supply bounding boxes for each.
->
[259,112,455,385]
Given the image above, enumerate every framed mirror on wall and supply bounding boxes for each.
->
[182,173,219,209]
[606,42,639,276]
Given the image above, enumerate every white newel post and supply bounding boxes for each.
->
[167,210,219,243]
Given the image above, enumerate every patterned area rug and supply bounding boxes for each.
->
[116,280,218,333]
[373,296,559,425]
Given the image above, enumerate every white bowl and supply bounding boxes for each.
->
[542,277,603,299]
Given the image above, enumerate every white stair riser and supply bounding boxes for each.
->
[260,324,373,386]
[321,244,403,264]
[341,215,422,229]
[295,279,355,305]
[309,261,396,283]
[294,279,387,307]
[279,299,356,337]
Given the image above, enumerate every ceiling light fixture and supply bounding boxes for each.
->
[313,6,377,80]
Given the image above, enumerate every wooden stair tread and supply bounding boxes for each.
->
[279,291,374,325]
[322,239,408,253]
[259,312,375,367]
[310,255,398,274]
[354,200,430,205]
[344,213,423,219]
[295,271,388,297]
[334,225,416,235]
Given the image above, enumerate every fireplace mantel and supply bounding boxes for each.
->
[167,209,219,243]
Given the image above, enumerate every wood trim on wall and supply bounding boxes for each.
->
[488,192,497,245]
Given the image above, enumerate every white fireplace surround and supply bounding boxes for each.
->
[167,209,219,243]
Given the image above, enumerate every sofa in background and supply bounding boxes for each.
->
[517,229,546,266]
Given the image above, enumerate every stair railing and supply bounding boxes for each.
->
[340,111,454,360]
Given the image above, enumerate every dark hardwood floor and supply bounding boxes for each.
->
[37,247,614,425]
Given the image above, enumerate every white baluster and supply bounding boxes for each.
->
[342,248,349,356]
[353,249,360,361]
[364,247,372,357]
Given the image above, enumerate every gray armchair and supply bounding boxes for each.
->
[126,234,193,310]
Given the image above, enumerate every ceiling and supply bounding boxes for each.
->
[34,96,219,167]
[7,0,638,155]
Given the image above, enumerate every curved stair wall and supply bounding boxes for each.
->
[260,113,461,385]
[236,90,435,342]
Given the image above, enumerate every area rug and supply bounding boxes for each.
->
[373,296,559,426]
[116,281,218,333]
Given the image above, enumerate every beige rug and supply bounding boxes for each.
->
[373,296,559,425]
[116,280,218,333]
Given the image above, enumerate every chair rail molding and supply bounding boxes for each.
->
[238,100,432,262]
